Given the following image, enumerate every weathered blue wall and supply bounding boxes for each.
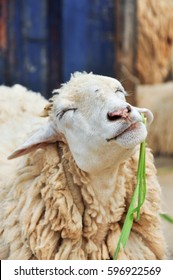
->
[0,0,116,98]
[0,0,7,84]
[6,0,49,96]
[62,0,115,81]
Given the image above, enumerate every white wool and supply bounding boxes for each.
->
[0,74,166,259]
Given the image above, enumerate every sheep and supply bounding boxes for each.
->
[137,0,173,84]
[137,82,173,259]
[0,72,166,260]
[0,84,47,193]
[136,82,173,155]
[0,84,47,123]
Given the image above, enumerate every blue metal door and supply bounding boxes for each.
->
[0,0,116,98]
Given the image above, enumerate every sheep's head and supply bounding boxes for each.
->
[8,72,153,173]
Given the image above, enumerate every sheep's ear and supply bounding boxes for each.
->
[8,122,63,159]
[39,102,53,117]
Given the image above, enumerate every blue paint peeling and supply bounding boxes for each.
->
[62,0,115,81]
[0,0,116,97]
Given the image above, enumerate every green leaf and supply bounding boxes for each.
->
[113,114,147,260]
[160,213,173,224]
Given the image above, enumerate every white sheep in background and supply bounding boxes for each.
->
[0,72,166,260]
[137,82,173,155]
[137,82,173,259]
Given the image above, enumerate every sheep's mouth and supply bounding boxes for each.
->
[106,122,139,142]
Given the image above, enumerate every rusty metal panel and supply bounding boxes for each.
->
[47,0,62,94]
[115,0,137,105]
[0,0,7,83]
[7,0,26,87]
[0,1,120,98]
[22,0,48,95]
[5,0,48,96]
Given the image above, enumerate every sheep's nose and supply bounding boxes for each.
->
[107,105,131,121]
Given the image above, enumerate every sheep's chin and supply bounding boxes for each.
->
[115,122,147,149]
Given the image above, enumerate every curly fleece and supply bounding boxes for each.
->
[0,141,166,260]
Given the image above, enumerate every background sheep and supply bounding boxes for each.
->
[137,0,173,84]
[0,84,47,193]
[136,82,173,155]
[0,72,166,260]
[137,82,173,259]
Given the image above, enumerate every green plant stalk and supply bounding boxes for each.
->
[160,213,173,224]
[136,126,146,220]
[113,114,147,260]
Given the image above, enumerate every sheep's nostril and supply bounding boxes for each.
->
[107,106,132,121]
[107,112,122,121]
[127,105,131,113]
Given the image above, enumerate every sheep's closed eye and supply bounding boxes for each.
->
[115,88,127,97]
[115,88,124,94]
[56,108,78,120]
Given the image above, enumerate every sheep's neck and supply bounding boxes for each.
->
[89,166,119,206]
